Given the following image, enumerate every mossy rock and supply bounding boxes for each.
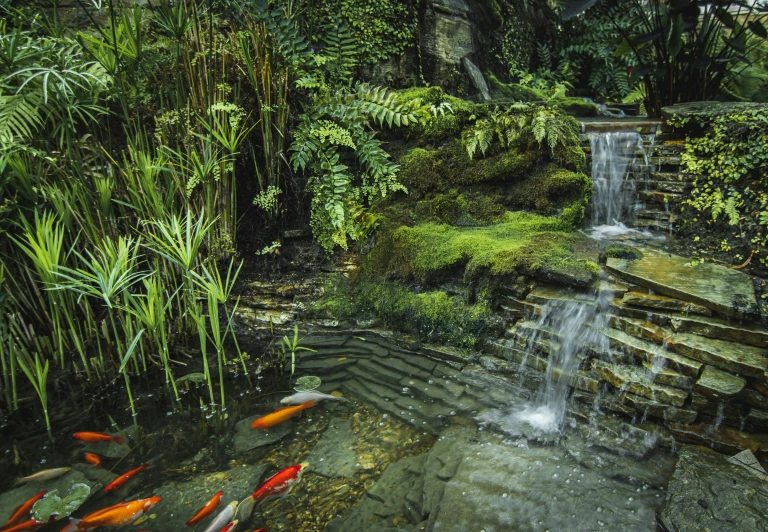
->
[486,74,599,117]
[505,163,592,216]
[368,212,598,287]
[398,141,538,194]
[603,244,643,261]
[395,86,482,144]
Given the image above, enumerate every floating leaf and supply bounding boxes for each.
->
[294,376,322,392]
[32,483,91,522]
[177,372,207,384]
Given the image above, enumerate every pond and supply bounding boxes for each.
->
[0,332,675,532]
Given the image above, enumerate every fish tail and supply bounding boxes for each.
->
[112,436,127,445]
[60,518,81,532]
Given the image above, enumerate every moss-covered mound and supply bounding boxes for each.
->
[367,212,598,287]
[310,276,498,348]
[486,73,599,117]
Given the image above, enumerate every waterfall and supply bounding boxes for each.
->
[515,292,610,433]
[589,131,646,228]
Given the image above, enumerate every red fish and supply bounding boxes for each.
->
[103,463,150,493]
[59,497,161,531]
[2,491,46,528]
[0,518,44,532]
[250,400,315,431]
[185,490,223,526]
[217,521,238,532]
[83,454,101,468]
[251,463,309,503]
[73,432,126,445]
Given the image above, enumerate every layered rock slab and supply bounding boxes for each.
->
[658,444,768,532]
[606,248,759,319]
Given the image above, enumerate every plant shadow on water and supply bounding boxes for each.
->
[0,332,676,531]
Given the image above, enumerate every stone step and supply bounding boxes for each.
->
[618,392,698,424]
[695,365,746,400]
[525,285,597,307]
[653,181,690,194]
[374,355,433,381]
[669,314,768,349]
[650,171,693,182]
[609,297,673,327]
[601,327,703,377]
[591,359,689,406]
[606,247,760,320]
[638,190,684,204]
[578,120,665,135]
[609,314,668,344]
[642,361,694,390]
[633,218,674,232]
[636,209,677,222]
[356,358,409,385]
[622,291,712,317]
[665,332,768,379]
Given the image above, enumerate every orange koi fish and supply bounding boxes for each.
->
[185,490,223,526]
[251,528,268,532]
[250,400,315,431]
[251,463,309,503]
[0,518,44,532]
[15,468,70,485]
[83,454,101,468]
[217,521,238,532]
[2,491,47,528]
[103,462,150,493]
[59,497,161,532]
[73,432,126,445]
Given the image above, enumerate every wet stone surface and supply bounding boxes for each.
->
[306,417,357,478]
[659,444,768,532]
[233,416,293,453]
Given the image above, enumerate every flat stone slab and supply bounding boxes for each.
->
[602,328,703,377]
[592,359,689,406]
[695,365,745,400]
[670,314,768,348]
[606,248,759,319]
[669,423,768,455]
[659,444,768,532]
[233,415,293,453]
[306,417,357,478]
[665,332,767,379]
[618,392,698,424]
[727,449,767,479]
[622,291,711,316]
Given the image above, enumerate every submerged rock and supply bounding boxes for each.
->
[658,444,768,531]
[306,417,358,478]
[233,415,293,453]
[151,463,269,531]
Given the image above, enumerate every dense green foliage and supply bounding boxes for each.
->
[673,108,768,269]
[612,0,768,116]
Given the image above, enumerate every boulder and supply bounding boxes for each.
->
[658,444,768,531]
[306,417,358,478]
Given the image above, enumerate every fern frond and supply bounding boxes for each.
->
[0,92,44,144]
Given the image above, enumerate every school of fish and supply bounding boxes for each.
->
[3,389,346,530]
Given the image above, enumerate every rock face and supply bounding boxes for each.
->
[658,444,768,532]
[420,0,474,91]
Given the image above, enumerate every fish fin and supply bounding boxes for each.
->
[60,518,81,532]
[112,436,127,445]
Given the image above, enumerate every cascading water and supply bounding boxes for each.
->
[514,292,610,433]
[587,131,648,238]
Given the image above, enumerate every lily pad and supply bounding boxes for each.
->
[32,483,91,522]
[294,376,321,392]
[177,372,207,384]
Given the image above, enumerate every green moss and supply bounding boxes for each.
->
[466,195,506,223]
[307,274,496,348]
[372,211,598,286]
[505,163,592,215]
[487,74,543,101]
[603,245,643,261]
[397,141,538,194]
[398,148,441,191]
[558,97,599,117]
[396,86,481,144]
[354,282,496,347]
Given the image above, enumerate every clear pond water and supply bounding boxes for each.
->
[0,333,676,531]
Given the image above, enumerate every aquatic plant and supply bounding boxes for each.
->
[281,325,316,382]
[15,352,51,440]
